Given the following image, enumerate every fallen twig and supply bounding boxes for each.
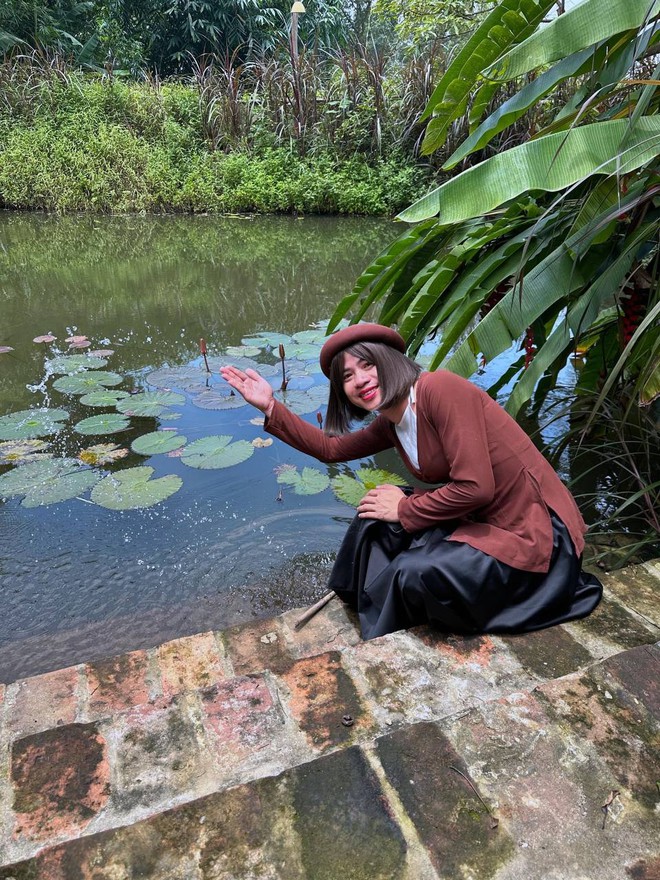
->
[294,591,337,630]
[450,765,499,829]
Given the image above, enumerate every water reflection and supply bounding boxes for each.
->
[0,212,396,681]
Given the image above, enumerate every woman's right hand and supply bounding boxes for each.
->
[219,366,275,417]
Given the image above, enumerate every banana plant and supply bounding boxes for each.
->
[330,0,660,421]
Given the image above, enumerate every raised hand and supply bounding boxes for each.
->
[220,366,275,416]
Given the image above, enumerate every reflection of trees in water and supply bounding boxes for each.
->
[0,213,394,374]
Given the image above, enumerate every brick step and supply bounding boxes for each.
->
[1,640,658,880]
[0,562,658,868]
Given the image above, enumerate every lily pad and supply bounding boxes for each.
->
[191,389,247,410]
[225,345,263,358]
[78,444,129,465]
[277,466,329,495]
[0,408,69,441]
[181,435,254,469]
[292,329,328,344]
[286,343,323,361]
[250,332,292,347]
[0,439,52,464]
[116,391,185,418]
[275,386,328,415]
[79,390,131,408]
[131,431,187,456]
[0,457,100,507]
[0,346,14,354]
[91,466,182,510]
[33,334,57,344]
[47,355,108,373]
[75,413,131,435]
[146,366,205,389]
[53,371,123,395]
[331,468,408,507]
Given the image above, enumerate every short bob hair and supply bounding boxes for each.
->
[324,341,422,436]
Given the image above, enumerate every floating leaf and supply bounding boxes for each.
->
[53,371,123,395]
[47,355,108,373]
[116,391,185,418]
[146,365,205,389]
[286,343,323,361]
[91,466,182,510]
[275,386,328,415]
[0,346,14,354]
[277,466,329,495]
[69,340,91,349]
[0,457,100,507]
[79,390,130,408]
[225,345,262,358]
[292,329,328,344]
[0,439,51,464]
[33,334,56,344]
[181,435,254,469]
[0,408,68,440]
[331,468,407,507]
[251,437,273,448]
[131,431,187,455]
[78,443,129,465]
[75,413,131,435]
[88,349,115,357]
[250,332,292,347]
[160,412,182,421]
[65,335,88,344]
[191,390,247,410]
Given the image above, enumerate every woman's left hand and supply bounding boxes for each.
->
[357,484,404,522]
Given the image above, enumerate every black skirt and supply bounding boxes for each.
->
[327,512,603,641]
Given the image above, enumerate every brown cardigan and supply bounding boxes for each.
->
[265,370,587,573]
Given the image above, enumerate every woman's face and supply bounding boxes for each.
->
[341,353,381,411]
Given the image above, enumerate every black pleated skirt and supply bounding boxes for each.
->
[327,512,603,641]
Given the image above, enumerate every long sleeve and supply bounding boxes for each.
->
[397,372,496,531]
[265,399,395,463]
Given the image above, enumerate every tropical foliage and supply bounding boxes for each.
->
[333,0,660,418]
[331,0,660,558]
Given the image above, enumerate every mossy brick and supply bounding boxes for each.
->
[222,616,294,676]
[0,746,408,879]
[278,650,372,751]
[292,745,408,880]
[85,649,150,717]
[10,722,109,843]
[625,855,660,879]
[601,643,659,720]
[157,631,227,698]
[602,565,660,628]
[566,596,658,653]
[200,673,288,771]
[376,721,515,878]
[347,630,534,728]
[412,628,498,667]
[498,625,593,680]
[442,692,657,878]
[281,597,361,659]
[8,666,80,740]
[536,666,660,815]
[110,695,212,813]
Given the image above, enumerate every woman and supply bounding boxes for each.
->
[220,323,602,640]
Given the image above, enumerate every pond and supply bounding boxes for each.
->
[0,212,405,682]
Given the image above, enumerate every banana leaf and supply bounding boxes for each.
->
[400,118,660,224]
[488,0,660,82]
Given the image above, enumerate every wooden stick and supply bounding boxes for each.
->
[294,591,337,630]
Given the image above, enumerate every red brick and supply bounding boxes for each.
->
[9,667,80,739]
[278,651,371,751]
[86,650,151,717]
[158,632,226,698]
[223,618,294,676]
[11,722,110,843]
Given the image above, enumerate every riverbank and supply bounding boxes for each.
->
[0,558,658,877]
[0,76,427,215]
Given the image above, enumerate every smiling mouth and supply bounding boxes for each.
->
[360,387,378,402]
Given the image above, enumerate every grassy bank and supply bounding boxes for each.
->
[0,73,427,215]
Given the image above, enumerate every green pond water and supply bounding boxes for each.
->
[0,212,406,682]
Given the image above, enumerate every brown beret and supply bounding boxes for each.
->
[320,323,405,377]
